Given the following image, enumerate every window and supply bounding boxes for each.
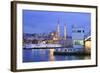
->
[73,40,84,45]
[77,30,81,33]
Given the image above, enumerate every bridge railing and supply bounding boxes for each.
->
[84,31,91,41]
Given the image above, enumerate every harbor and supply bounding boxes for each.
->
[23,10,91,62]
[23,48,90,62]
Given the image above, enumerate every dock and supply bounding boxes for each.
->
[54,51,90,56]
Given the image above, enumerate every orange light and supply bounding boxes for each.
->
[85,41,91,49]
[53,37,58,40]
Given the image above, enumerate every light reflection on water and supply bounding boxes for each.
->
[23,49,90,62]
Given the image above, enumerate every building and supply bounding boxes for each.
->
[85,36,91,54]
[72,26,85,52]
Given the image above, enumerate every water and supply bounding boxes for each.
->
[23,49,90,62]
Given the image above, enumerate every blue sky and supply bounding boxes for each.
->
[23,10,91,36]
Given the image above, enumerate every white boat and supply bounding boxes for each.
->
[24,44,62,49]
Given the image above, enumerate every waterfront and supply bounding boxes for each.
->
[23,10,91,63]
[23,48,90,62]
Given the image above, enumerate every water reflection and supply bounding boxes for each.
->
[49,49,55,61]
[23,48,90,62]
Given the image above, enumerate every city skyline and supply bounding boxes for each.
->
[23,10,91,36]
[23,10,91,63]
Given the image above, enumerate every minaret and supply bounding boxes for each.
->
[57,20,60,39]
[64,24,67,40]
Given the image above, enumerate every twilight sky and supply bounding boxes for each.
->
[23,10,91,36]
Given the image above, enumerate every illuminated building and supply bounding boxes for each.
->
[72,26,85,52]
[85,37,91,53]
